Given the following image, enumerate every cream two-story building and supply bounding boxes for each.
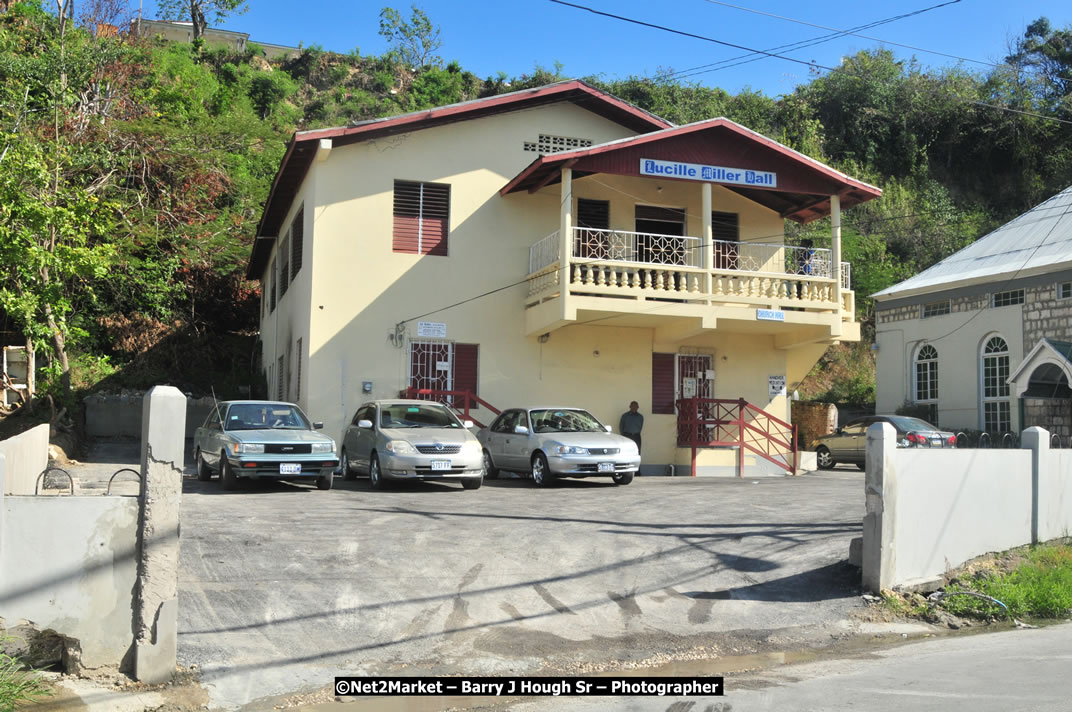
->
[248,80,880,474]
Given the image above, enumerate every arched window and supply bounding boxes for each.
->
[915,345,938,401]
[914,344,939,424]
[981,336,1010,433]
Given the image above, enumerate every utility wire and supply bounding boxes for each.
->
[664,0,966,82]
[700,0,999,69]
[549,0,1072,127]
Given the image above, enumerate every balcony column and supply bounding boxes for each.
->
[702,182,713,294]
[831,193,843,336]
[560,167,573,289]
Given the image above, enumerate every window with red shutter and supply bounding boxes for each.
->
[393,180,450,256]
[651,352,676,414]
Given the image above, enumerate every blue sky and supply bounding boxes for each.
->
[143,0,1072,97]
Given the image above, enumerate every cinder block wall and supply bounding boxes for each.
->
[791,401,837,449]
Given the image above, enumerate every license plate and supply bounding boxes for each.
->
[598,462,615,473]
[931,438,943,447]
[430,460,451,471]
[279,463,301,474]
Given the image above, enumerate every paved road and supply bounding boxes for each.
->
[175,468,869,709]
[498,622,1072,712]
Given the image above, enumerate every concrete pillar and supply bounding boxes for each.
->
[1021,426,1049,545]
[701,182,713,293]
[559,167,573,319]
[862,422,897,593]
[134,386,186,684]
[830,194,843,337]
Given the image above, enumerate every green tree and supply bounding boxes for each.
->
[156,0,249,42]
[378,5,442,69]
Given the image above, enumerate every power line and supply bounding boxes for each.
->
[550,0,1072,127]
[664,0,968,82]
[700,0,998,69]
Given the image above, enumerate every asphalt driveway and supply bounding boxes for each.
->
[176,470,867,709]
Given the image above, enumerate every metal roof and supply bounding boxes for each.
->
[874,185,1072,300]
[246,80,671,279]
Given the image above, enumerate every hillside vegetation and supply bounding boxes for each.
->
[2,1,1071,421]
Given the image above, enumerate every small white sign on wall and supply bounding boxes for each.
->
[682,377,697,399]
[769,374,787,398]
[435,361,450,371]
[417,321,447,338]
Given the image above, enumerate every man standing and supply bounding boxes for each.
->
[619,401,644,454]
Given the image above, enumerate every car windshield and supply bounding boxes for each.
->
[224,403,310,431]
[380,403,461,429]
[887,416,939,432]
[529,409,605,433]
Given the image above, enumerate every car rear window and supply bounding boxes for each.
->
[888,416,937,431]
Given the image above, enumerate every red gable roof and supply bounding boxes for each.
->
[501,118,881,222]
[247,80,671,278]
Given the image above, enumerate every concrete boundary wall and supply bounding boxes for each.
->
[1039,449,1072,542]
[0,423,48,495]
[85,393,212,439]
[0,388,184,681]
[863,424,1072,591]
[0,493,140,668]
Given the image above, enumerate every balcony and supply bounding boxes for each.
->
[525,227,855,341]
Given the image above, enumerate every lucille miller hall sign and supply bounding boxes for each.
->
[640,158,777,188]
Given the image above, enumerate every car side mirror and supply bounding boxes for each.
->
[313,422,324,430]
[835,427,843,435]
[358,419,373,429]
[604,424,613,432]
[514,425,529,435]
[463,420,474,429]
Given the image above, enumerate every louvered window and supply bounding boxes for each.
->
[652,353,676,414]
[278,234,290,297]
[393,180,450,256]
[295,338,302,402]
[268,259,276,312]
[291,206,304,278]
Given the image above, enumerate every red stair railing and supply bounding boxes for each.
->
[401,387,501,429]
[676,397,797,476]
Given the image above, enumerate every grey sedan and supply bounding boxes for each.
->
[478,407,641,486]
[812,415,956,470]
[339,400,484,490]
[193,400,339,490]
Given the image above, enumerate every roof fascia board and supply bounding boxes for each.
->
[873,264,1072,309]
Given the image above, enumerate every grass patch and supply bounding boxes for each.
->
[940,542,1072,620]
[0,636,52,710]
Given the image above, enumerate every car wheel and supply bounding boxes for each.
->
[482,449,499,479]
[316,471,334,490]
[531,452,553,487]
[221,453,239,490]
[340,447,356,481]
[196,449,212,481]
[612,471,634,485]
[369,453,383,490]
[461,476,482,490]
[816,446,835,470]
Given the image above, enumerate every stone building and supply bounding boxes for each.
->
[873,186,1072,441]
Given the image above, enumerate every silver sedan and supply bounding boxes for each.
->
[339,400,484,490]
[478,407,641,486]
[193,400,339,491]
